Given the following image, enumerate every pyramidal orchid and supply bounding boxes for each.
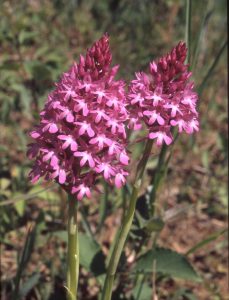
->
[27,34,129,201]
[128,41,199,146]
[101,42,200,300]
[27,34,130,300]
[27,35,200,300]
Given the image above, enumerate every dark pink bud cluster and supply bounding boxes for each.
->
[27,34,129,200]
[128,42,199,146]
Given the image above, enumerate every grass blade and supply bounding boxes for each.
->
[186,229,227,255]
[198,39,227,96]
[185,0,192,64]
[192,8,213,70]
[0,185,55,207]
[19,273,40,298]
[12,225,37,300]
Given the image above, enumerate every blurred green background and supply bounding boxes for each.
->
[0,1,227,299]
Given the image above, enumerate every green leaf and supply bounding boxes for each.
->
[135,247,201,282]
[79,233,106,276]
[28,185,58,202]
[172,288,198,300]
[0,178,11,190]
[14,199,25,217]
[132,275,152,300]
[19,273,40,298]
[54,231,106,276]
[132,282,152,300]
[24,61,53,83]
[11,83,32,117]
[0,61,20,71]
[143,217,164,233]
[53,230,67,242]
[18,30,37,45]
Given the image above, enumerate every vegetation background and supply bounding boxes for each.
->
[0,0,227,299]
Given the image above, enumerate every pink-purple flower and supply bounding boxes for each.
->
[28,36,200,200]
[27,34,129,200]
[128,41,199,146]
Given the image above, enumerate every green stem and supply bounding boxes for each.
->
[97,182,109,233]
[67,195,79,300]
[101,140,153,300]
[149,131,178,216]
[121,185,127,222]
[149,143,167,216]
[185,0,192,64]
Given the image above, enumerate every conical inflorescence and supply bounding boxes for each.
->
[128,42,199,146]
[27,34,129,200]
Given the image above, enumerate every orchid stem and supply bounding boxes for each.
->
[97,182,109,233]
[149,143,167,216]
[101,140,153,300]
[67,195,79,300]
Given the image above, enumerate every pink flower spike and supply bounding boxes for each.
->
[52,167,66,184]
[127,41,199,145]
[145,91,164,106]
[42,121,58,133]
[89,134,112,150]
[59,107,74,123]
[92,89,106,103]
[185,119,199,134]
[115,173,127,188]
[72,184,91,200]
[27,143,39,159]
[106,97,119,109]
[91,110,109,123]
[170,119,187,133]
[74,99,89,116]
[149,131,173,146]
[27,34,129,199]
[75,121,95,137]
[143,110,165,125]
[119,152,129,165]
[42,150,54,162]
[29,164,44,183]
[108,142,121,155]
[106,119,120,134]
[128,118,142,130]
[95,163,115,180]
[181,90,197,110]
[41,148,59,167]
[59,84,76,101]
[164,103,182,118]
[74,151,95,168]
[30,131,41,139]
[58,135,78,151]
[78,80,93,92]
[59,169,66,184]
[129,93,145,106]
